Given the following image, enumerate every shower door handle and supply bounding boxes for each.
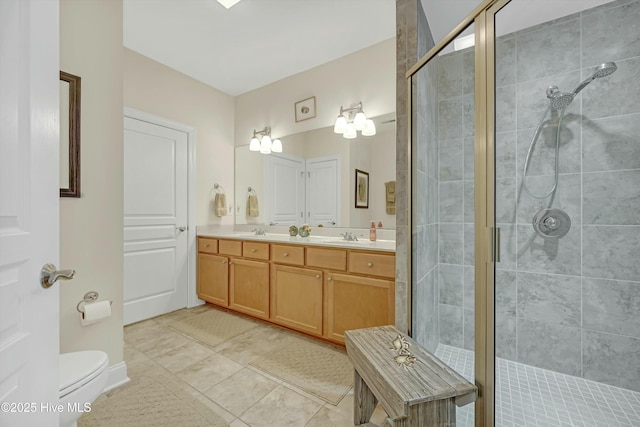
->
[495,227,501,263]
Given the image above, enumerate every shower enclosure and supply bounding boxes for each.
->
[409,0,640,425]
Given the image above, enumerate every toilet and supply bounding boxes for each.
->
[59,351,109,427]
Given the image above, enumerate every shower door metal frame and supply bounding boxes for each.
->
[406,0,510,425]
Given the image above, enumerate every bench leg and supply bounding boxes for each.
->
[391,399,456,427]
[353,369,378,425]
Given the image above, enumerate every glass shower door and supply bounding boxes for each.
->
[411,20,477,427]
[494,0,640,425]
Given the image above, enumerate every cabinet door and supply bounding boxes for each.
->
[270,264,323,336]
[197,253,229,307]
[325,273,395,344]
[229,258,270,319]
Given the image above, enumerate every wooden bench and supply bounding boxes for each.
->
[344,325,477,426]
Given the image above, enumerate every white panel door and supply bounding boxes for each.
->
[306,156,340,226]
[264,154,305,226]
[0,0,60,425]
[123,117,188,325]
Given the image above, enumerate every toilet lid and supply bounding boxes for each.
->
[59,351,109,397]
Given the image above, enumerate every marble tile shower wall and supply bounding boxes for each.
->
[413,2,439,354]
[435,0,640,392]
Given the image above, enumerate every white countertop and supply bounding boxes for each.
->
[197,225,396,252]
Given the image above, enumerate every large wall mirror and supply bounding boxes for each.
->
[60,70,81,197]
[235,112,396,229]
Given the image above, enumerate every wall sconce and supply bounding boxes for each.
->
[333,102,376,139]
[249,126,282,154]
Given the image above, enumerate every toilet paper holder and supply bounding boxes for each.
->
[76,291,112,314]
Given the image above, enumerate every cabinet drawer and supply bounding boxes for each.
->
[306,247,347,271]
[349,251,395,279]
[243,241,269,260]
[198,238,218,254]
[219,239,242,256]
[271,244,304,266]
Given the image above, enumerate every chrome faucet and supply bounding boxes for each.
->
[251,228,266,236]
[340,232,358,241]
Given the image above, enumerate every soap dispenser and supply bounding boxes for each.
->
[370,220,377,241]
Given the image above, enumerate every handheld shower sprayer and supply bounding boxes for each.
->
[545,62,617,111]
[523,61,617,235]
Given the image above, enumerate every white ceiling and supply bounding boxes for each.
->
[123,0,395,96]
[123,0,616,97]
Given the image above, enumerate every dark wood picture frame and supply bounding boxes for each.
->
[60,70,81,197]
[355,169,369,209]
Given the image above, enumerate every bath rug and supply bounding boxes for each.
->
[78,375,227,427]
[250,336,353,405]
[168,308,258,347]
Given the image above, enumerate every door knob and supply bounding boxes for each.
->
[40,264,75,288]
[177,226,187,232]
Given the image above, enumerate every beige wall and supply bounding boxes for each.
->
[59,0,124,365]
[123,48,236,226]
[235,38,396,146]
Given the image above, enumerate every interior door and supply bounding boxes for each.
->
[306,156,339,226]
[0,0,60,425]
[123,116,188,325]
[264,154,305,225]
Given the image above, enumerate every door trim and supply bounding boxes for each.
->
[123,107,200,308]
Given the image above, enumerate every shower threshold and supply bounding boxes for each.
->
[435,344,640,427]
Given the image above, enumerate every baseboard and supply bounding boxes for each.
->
[103,361,129,392]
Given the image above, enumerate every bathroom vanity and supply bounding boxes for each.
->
[196,231,395,345]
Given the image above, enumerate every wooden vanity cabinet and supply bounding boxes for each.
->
[229,257,270,320]
[197,253,229,307]
[197,236,395,345]
[270,264,323,336]
[324,272,395,343]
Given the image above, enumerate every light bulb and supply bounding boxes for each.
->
[333,115,347,134]
[343,123,357,139]
[259,135,272,154]
[271,138,282,153]
[249,137,260,151]
[362,119,376,136]
[353,111,367,130]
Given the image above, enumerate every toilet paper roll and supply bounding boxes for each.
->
[80,300,111,326]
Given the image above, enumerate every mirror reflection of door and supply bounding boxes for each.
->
[264,154,305,226]
[306,156,339,226]
[264,154,340,227]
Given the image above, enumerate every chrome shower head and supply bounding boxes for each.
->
[549,92,575,110]
[546,86,574,110]
[572,61,617,95]
[592,62,617,78]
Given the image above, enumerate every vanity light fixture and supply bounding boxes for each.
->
[249,126,282,154]
[333,102,376,139]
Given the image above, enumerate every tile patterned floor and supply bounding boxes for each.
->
[436,344,640,427]
[80,305,389,427]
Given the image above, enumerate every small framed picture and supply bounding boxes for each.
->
[355,169,369,209]
[294,96,316,122]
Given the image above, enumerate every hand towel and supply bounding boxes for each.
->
[247,194,260,217]
[385,181,396,215]
[214,193,226,217]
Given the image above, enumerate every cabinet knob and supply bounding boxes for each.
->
[204,244,209,247]
[315,274,320,279]
[222,260,227,264]
[229,261,233,265]
[283,253,289,257]
[367,262,373,268]
[251,248,257,253]
[327,277,333,281]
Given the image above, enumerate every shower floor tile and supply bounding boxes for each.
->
[435,344,640,427]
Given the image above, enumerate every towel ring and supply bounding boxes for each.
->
[247,187,257,195]
[213,183,225,194]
